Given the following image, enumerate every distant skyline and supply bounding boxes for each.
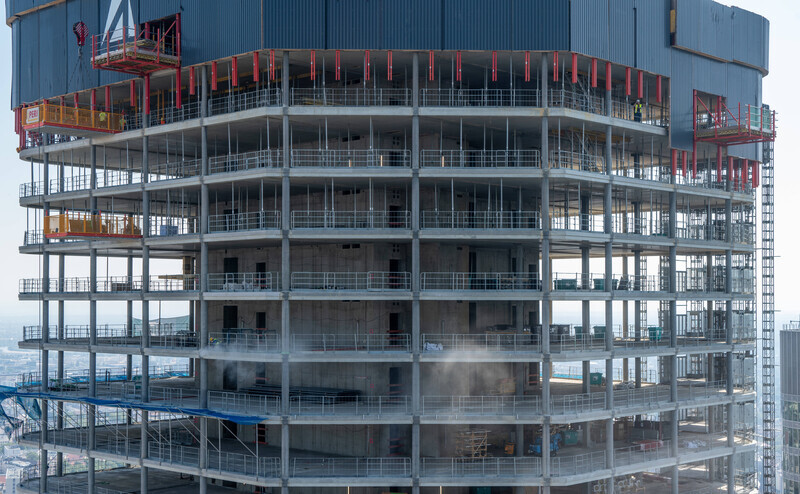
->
[0,1,797,328]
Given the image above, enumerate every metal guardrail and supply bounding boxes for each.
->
[614,385,672,410]
[421,396,541,417]
[421,457,541,478]
[290,148,410,167]
[550,392,606,414]
[549,89,604,115]
[148,443,200,467]
[207,451,280,478]
[420,272,540,291]
[614,440,672,467]
[549,334,606,353]
[421,333,540,353]
[149,385,199,407]
[208,210,281,232]
[291,271,411,291]
[550,450,606,477]
[289,396,411,416]
[549,149,604,172]
[149,101,202,127]
[207,272,275,292]
[24,230,45,245]
[420,149,541,168]
[420,88,540,107]
[551,213,602,232]
[208,390,280,416]
[421,210,540,229]
[291,457,411,478]
[291,210,410,229]
[208,331,280,352]
[291,87,411,106]
[208,149,282,174]
[150,157,201,180]
[292,333,409,352]
[209,88,281,115]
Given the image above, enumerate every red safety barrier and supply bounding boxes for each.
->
[625,67,631,96]
[571,53,578,84]
[189,67,195,96]
[176,67,182,109]
[741,159,747,191]
[211,61,218,90]
[591,58,597,88]
[606,62,612,91]
[253,52,260,82]
[232,56,238,86]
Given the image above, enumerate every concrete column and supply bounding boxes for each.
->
[633,247,642,389]
[56,250,64,477]
[604,123,614,473]
[126,256,133,382]
[280,51,291,494]
[540,54,551,494]
[39,144,50,494]
[140,133,150,493]
[88,145,97,494]
[411,51,421,494]
[668,191,679,494]
[198,64,210,494]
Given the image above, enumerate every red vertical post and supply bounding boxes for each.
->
[591,58,597,88]
[104,86,111,111]
[175,68,182,109]
[387,50,392,80]
[553,52,559,82]
[253,52,260,82]
[716,146,722,183]
[524,51,530,82]
[429,51,434,81]
[130,80,137,107]
[727,156,733,185]
[681,150,687,177]
[625,67,631,96]
[571,53,578,84]
[741,160,747,190]
[605,62,612,91]
[457,51,463,82]
[671,149,677,176]
[364,50,370,81]
[491,51,497,82]
[753,161,759,188]
[175,12,181,59]
[637,70,644,99]
[693,89,698,138]
[91,89,97,111]
[310,51,316,81]
[232,56,239,86]
[74,93,79,108]
[692,143,697,179]
[211,61,218,90]
[271,50,277,81]
[189,67,196,96]
[335,50,340,81]
[144,74,151,115]
[656,76,662,103]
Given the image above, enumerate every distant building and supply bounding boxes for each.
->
[783,324,800,493]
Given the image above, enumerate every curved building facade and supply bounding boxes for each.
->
[6,1,771,493]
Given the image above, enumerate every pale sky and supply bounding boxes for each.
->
[0,1,796,329]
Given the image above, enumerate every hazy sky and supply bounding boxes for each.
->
[0,1,796,329]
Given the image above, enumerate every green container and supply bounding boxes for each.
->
[590,372,603,386]
[563,430,579,446]
[648,326,663,341]
[574,325,584,336]
[555,279,578,290]
[593,325,606,339]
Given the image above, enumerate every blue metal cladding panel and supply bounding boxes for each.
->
[17,14,39,103]
[442,0,511,51]
[382,0,442,50]
[263,0,326,49]
[327,0,381,49]
[634,0,670,74]
[609,0,634,67]
[64,0,101,94]
[37,1,67,98]
[512,0,569,51]
[569,0,609,60]
[11,17,21,107]
[675,0,732,62]
[732,7,769,72]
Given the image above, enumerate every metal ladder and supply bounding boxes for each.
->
[761,135,776,493]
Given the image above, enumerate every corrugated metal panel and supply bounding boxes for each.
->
[609,0,634,67]
[263,0,326,50]
[732,7,768,72]
[382,0,442,50]
[634,0,670,74]
[569,0,608,60]
[11,17,21,107]
[512,0,569,51]
[442,0,511,50]
[327,0,381,49]
[675,0,732,62]
[38,1,67,97]
[668,49,693,152]
[18,14,39,103]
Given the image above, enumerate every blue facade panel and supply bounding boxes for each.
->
[634,0,670,75]
[732,7,769,72]
[327,0,382,50]
[442,0,511,51]
[382,0,442,50]
[569,0,609,60]
[512,0,569,51]
[37,1,67,98]
[609,0,634,68]
[263,0,326,50]
[675,0,734,63]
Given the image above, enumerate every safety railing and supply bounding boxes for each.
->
[550,213,602,232]
[148,443,200,468]
[209,87,282,115]
[420,457,541,478]
[21,325,53,341]
[549,149,605,172]
[732,223,756,245]
[149,274,199,292]
[614,440,672,467]
[208,149,282,174]
[420,272,540,291]
[678,380,728,401]
[291,210,410,229]
[291,457,411,478]
[19,181,44,197]
[551,272,605,291]
[289,396,411,417]
[149,330,198,349]
[290,148,410,167]
[207,272,275,292]
[420,88,540,107]
[612,216,668,237]
[95,276,144,292]
[677,433,729,454]
[149,216,199,237]
[149,385,199,407]
[611,99,669,126]
[549,333,606,353]
[550,392,607,415]
[613,327,669,348]
[207,390,281,416]
[550,451,607,477]
[292,333,410,352]
[549,89,604,115]
[23,230,45,246]
[207,451,280,479]
[421,333,540,353]
[150,157,202,180]
[22,103,125,134]
[291,272,411,291]
[421,210,540,229]
[208,331,280,353]
[613,275,662,292]
[291,87,411,106]
[420,149,541,168]
[614,385,672,410]
[148,100,202,127]
[208,210,281,232]
[421,396,541,417]
[44,212,142,238]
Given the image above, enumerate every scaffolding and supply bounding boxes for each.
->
[761,134,776,493]
[454,429,490,458]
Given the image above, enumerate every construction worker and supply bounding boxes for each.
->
[633,99,643,122]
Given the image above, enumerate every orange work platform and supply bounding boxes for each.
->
[21,104,126,137]
[44,213,142,239]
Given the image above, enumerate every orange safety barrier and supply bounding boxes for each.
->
[44,212,142,239]
[21,103,126,136]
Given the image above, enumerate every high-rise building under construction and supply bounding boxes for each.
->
[6,0,774,493]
